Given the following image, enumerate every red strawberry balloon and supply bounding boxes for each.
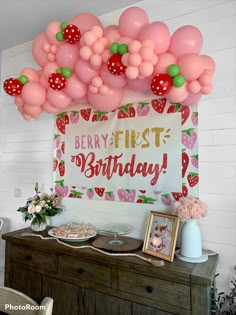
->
[48,73,66,91]
[63,24,81,44]
[3,78,23,96]
[151,74,173,96]
[107,54,126,75]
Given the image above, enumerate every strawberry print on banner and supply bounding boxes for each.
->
[53,99,198,205]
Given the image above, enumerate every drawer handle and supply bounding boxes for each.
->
[146,286,153,293]
[25,255,32,261]
[78,268,84,274]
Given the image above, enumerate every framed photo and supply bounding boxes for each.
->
[143,211,179,262]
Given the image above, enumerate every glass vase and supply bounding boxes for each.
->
[31,218,47,232]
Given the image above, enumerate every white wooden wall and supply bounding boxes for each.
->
[0,0,235,293]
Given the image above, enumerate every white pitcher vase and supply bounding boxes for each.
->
[180,219,202,258]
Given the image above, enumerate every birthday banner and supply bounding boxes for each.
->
[53,99,198,205]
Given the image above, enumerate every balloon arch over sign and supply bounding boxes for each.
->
[3,7,215,120]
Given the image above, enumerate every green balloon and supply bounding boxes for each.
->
[173,75,185,87]
[167,64,179,77]
[62,68,72,78]
[118,44,128,55]
[56,68,62,74]
[110,42,119,54]
[18,75,28,85]
[56,31,64,42]
[60,22,68,31]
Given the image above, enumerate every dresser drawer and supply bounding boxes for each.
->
[118,270,190,310]
[10,244,53,271]
[58,255,112,288]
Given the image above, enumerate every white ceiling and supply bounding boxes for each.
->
[0,0,139,51]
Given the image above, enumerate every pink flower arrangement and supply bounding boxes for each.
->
[172,197,208,221]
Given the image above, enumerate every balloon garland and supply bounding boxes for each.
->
[3,7,215,120]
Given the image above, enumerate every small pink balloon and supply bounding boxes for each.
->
[22,113,33,120]
[20,68,40,82]
[23,104,42,119]
[169,25,203,59]
[87,87,124,111]
[166,83,189,103]
[64,75,87,99]
[139,22,171,54]
[69,13,102,34]
[101,65,127,88]
[56,43,80,70]
[45,21,62,45]
[103,25,121,44]
[201,55,216,73]
[21,82,46,106]
[75,59,99,84]
[178,54,204,81]
[201,85,212,94]
[127,76,151,92]
[32,33,50,67]
[118,7,149,39]
[43,61,59,80]
[15,95,24,106]
[182,92,202,106]
[187,80,201,94]
[139,61,153,77]
[154,53,177,74]
[42,101,60,113]
[47,89,72,108]
[39,72,50,89]
[199,73,212,86]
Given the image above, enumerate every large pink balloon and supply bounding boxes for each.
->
[21,82,46,106]
[75,59,99,84]
[182,92,202,106]
[43,61,59,80]
[69,13,102,34]
[87,88,124,111]
[32,33,50,67]
[166,83,189,103]
[103,25,121,44]
[169,25,203,59]
[56,43,80,70]
[20,68,40,82]
[42,101,60,113]
[127,76,151,92]
[45,21,62,45]
[64,75,87,99]
[101,65,127,88]
[178,54,204,81]
[139,22,171,54]
[154,53,177,74]
[118,7,149,39]
[47,89,72,108]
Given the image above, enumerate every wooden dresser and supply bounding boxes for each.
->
[2,227,218,315]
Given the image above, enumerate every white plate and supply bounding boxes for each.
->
[48,227,97,242]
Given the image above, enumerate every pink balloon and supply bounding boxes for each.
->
[87,88,124,111]
[47,89,72,108]
[127,76,151,92]
[154,53,177,74]
[201,55,216,73]
[72,95,89,105]
[182,92,202,106]
[101,65,127,88]
[43,61,59,80]
[118,7,149,39]
[15,95,24,106]
[178,54,204,81]
[169,25,203,59]
[69,13,102,34]
[103,25,121,45]
[75,59,99,84]
[45,21,62,45]
[23,104,42,119]
[56,43,80,70]
[187,80,201,94]
[39,72,50,90]
[139,22,171,54]
[166,83,189,103]
[32,33,50,67]
[42,101,60,113]
[21,82,46,106]
[20,68,40,82]
[64,75,87,99]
